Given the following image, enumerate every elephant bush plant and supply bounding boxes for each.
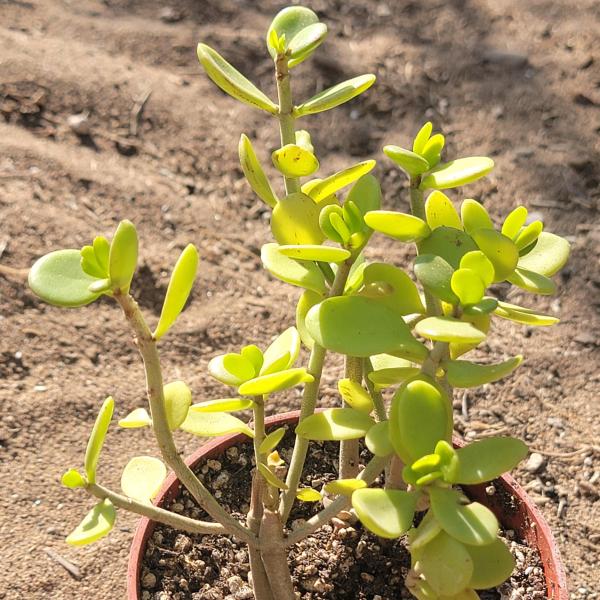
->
[28,6,570,599]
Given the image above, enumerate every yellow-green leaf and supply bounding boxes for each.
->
[365,420,394,456]
[459,250,495,288]
[461,199,494,234]
[383,145,430,176]
[272,144,319,177]
[414,254,459,305]
[108,220,138,293]
[337,378,374,413]
[208,353,257,387]
[163,380,192,430]
[306,161,376,202]
[259,427,286,454]
[121,456,167,504]
[418,227,478,269]
[415,316,486,344]
[507,267,556,295]
[467,538,515,589]
[352,489,418,538]
[471,228,519,282]
[180,411,254,438]
[367,366,421,388]
[258,462,288,489]
[260,327,301,376]
[443,356,523,388]
[501,206,528,240]
[85,396,114,484]
[451,268,485,306]
[267,6,319,59]
[62,469,86,489]
[425,191,463,230]
[278,244,351,263]
[118,407,152,428]
[296,487,322,501]
[494,300,558,326]
[191,398,254,413]
[413,122,433,154]
[287,22,328,67]
[296,289,324,349]
[271,193,325,246]
[295,407,375,440]
[517,232,570,277]
[239,134,278,208]
[364,211,431,242]
[420,157,494,190]
[66,499,116,546]
[515,220,543,251]
[324,478,367,496]
[238,368,313,396]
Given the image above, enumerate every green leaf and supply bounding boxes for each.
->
[460,199,494,234]
[121,456,167,504]
[408,509,442,551]
[459,250,495,288]
[462,297,498,316]
[295,407,375,440]
[260,327,301,376]
[451,268,485,306]
[443,356,523,388]
[413,122,433,154]
[197,43,277,113]
[389,378,452,463]
[364,211,431,242]
[367,366,421,388]
[466,538,515,589]
[449,314,490,359]
[419,531,474,596]
[272,192,325,246]
[421,133,445,167]
[29,249,103,307]
[515,220,543,251]
[307,161,376,202]
[163,381,192,430]
[425,191,463,230]
[153,244,199,340]
[414,254,458,304]
[420,157,494,190]
[517,232,570,277]
[418,227,478,269]
[267,6,319,58]
[383,145,430,176]
[306,296,428,360]
[85,397,114,484]
[272,144,319,177]
[494,300,558,326]
[359,263,425,315]
[296,487,322,501]
[296,289,324,349]
[180,411,254,438]
[501,206,528,240]
[238,368,313,396]
[66,499,116,546]
[471,228,519,282]
[118,407,152,428]
[429,488,498,546]
[239,134,278,208]
[507,267,556,295]
[191,398,254,413]
[62,469,86,489]
[81,245,107,278]
[93,236,110,273]
[451,437,528,484]
[352,489,418,538]
[338,378,374,413]
[259,427,286,454]
[241,344,264,374]
[365,420,394,456]
[346,174,382,217]
[109,220,138,293]
[287,22,328,66]
[324,478,367,496]
[208,353,257,387]
[278,245,350,263]
[258,463,288,490]
[262,243,328,294]
[415,317,486,344]
[295,75,376,116]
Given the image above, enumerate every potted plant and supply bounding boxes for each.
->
[27,6,570,599]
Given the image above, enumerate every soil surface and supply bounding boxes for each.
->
[0,1,599,599]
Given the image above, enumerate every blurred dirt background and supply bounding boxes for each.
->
[0,0,599,598]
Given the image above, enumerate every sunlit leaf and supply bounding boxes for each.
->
[494,300,558,326]
[267,6,319,59]
[421,133,445,167]
[259,327,301,376]
[258,463,288,490]
[451,437,528,484]
[306,296,428,360]
[338,378,373,413]
[467,538,515,589]
[461,199,494,234]
[419,227,478,269]
[383,145,430,176]
[419,531,474,596]
[514,220,543,251]
[429,488,498,546]
[197,43,278,113]
[92,236,110,274]
[501,206,528,240]
[443,356,522,388]
[259,427,286,454]
[365,420,394,456]
[389,377,452,463]
[108,220,138,293]
[208,352,257,387]
[262,243,328,294]
[307,161,376,202]
[191,398,254,413]
[459,250,495,288]
[162,380,192,430]
[81,245,106,278]
[414,254,458,304]
[239,134,278,208]
[507,267,556,295]
[462,297,498,316]
[449,314,490,359]
[359,263,425,315]
[409,509,443,552]
[296,289,324,349]
[154,244,199,340]
[287,22,328,67]
[66,499,116,546]
[451,268,485,306]
[121,456,167,504]
[272,192,325,245]
[180,411,254,438]
[62,469,86,489]
[295,75,376,116]
[471,228,519,282]
[352,489,418,538]
[278,244,350,263]
[295,407,375,440]
[364,211,431,242]
[118,407,152,428]
[241,344,264,374]
[296,487,322,501]
[413,122,433,154]
[346,174,382,218]
[517,232,570,277]
[425,191,463,230]
[29,249,103,308]
[272,144,319,177]
[324,478,367,496]
[415,316,486,344]
[367,366,421,388]
[420,157,494,190]
[85,396,114,484]
[238,368,313,396]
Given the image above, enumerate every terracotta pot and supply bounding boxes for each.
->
[127,411,568,599]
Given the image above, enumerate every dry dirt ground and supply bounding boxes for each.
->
[0,0,599,598]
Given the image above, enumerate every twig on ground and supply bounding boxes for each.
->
[42,547,82,580]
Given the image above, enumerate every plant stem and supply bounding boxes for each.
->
[279,260,353,522]
[362,358,387,421]
[87,482,226,536]
[339,356,362,479]
[114,292,256,547]
[275,53,300,195]
[260,509,296,600]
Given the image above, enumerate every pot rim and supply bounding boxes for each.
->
[127,410,568,599]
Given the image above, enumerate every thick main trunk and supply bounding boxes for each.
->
[260,509,295,600]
